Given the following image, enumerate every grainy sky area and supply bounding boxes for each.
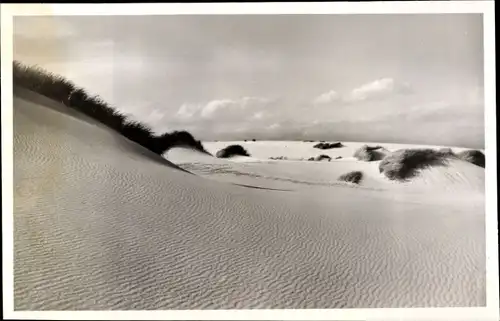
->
[14,14,484,148]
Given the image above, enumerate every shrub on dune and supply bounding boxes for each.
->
[378,149,451,181]
[216,145,250,158]
[313,142,344,150]
[269,156,288,160]
[314,154,332,162]
[456,150,485,168]
[155,130,210,155]
[437,147,454,155]
[354,145,389,161]
[338,171,363,184]
[13,60,209,157]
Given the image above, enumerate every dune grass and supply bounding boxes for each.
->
[216,145,251,158]
[13,61,209,156]
[353,145,389,161]
[456,150,485,168]
[379,149,452,181]
[435,148,485,168]
[338,171,363,184]
[437,147,455,156]
[313,142,344,150]
[314,154,332,161]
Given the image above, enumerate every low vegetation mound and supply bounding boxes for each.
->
[307,155,332,162]
[379,149,451,181]
[456,150,485,168]
[437,147,455,156]
[269,156,288,160]
[313,142,344,149]
[314,154,332,162]
[155,131,209,155]
[13,61,209,156]
[338,171,363,184]
[216,145,250,158]
[353,145,389,161]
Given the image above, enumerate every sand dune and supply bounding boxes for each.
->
[167,143,485,194]
[14,88,485,310]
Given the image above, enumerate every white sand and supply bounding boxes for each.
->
[14,88,486,310]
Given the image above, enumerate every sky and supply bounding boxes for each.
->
[13,14,485,148]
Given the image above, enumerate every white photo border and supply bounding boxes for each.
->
[1,2,497,320]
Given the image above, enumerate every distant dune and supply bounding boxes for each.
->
[14,65,486,310]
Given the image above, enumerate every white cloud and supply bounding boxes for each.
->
[175,96,273,121]
[310,78,412,108]
[200,99,236,118]
[313,90,340,105]
[252,111,265,120]
[345,78,412,102]
[176,103,202,119]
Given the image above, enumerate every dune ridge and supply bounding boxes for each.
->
[14,66,486,310]
[13,61,209,156]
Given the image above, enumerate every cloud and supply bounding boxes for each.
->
[252,111,266,120]
[200,99,236,118]
[268,123,281,130]
[313,90,340,104]
[175,96,273,122]
[345,78,412,102]
[176,103,202,119]
[310,78,413,108]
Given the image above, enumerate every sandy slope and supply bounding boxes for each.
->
[166,142,485,195]
[14,89,486,310]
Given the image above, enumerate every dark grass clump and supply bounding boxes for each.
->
[437,147,455,156]
[313,142,344,149]
[353,145,389,161]
[314,154,332,161]
[120,121,160,153]
[216,144,250,158]
[456,149,485,168]
[378,149,451,181]
[13,60,209,156]
[269,156,288,160]
[13,61,76,105]
[68,88,126,131]
[338,171,363,184]
[155,130,210,155]
[365,145,384,151]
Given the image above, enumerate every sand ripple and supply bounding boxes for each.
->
[13,93,486,310]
